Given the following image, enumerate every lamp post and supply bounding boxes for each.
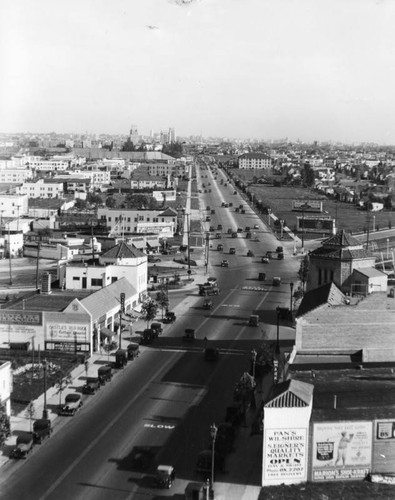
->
[210,423,218,494]
[186,213,191,280]
[387,238,390,259]
[267,209,272,226]
[251,349,257,379]
[373,215,376,232]
[289,282,294,316]
[275,306,280,355]
[42,359,48,419]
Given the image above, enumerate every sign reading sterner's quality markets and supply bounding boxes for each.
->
[312,422,372,481]
[263,428,307,482]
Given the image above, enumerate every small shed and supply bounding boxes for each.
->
[352,268,388,295]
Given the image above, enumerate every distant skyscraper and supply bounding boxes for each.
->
[129,124,140,145]
[169,127,176,143]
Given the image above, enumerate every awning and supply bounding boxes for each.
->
[146,237,159,248]
[100,327,114,339]
[130,238,145,249]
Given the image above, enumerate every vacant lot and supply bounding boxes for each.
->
[232,170,395,234]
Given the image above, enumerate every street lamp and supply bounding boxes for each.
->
[289,282,294,316]
[251,349,257,379]
[387,238,390,259]
[42,359,48,419]
[210,423,218,493]
[267,209,272,226]
[275,306,280,355]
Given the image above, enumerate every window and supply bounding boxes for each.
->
[72,276,80,281]
[91,278,103,287]
[330,270,334,282]
[318,269,322,285]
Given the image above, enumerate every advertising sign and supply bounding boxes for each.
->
[0,311,42,325]
[312,422,372,481]
[263,428,307,482]
[46,322,88,342]
[292,200,323,213]
[373,420,395,474]
[297,216,335,234]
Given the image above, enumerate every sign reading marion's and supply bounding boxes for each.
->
[312,422,372,481]
[263,428,307,482]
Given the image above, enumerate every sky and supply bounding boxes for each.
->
[1,0,395,143]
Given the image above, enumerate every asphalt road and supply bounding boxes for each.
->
[0,161,301,500]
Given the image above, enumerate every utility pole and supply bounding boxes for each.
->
[7,224,12,286]
[35,242,41,289]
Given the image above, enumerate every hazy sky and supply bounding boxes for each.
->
[1,0,395,143]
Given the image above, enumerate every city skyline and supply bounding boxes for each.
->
[2,0,395,144]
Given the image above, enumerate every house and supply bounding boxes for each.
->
[238,153,272,170]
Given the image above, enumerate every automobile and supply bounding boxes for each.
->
[276,246,284,253]
[206,205,210,210]
[183,328,196,340]
[127,342,140,359]
[261,256,270,263]
[98,365,113,385]
[217,243,223,251]
[10,433,34,459]
[211,209,215,214]
[199,284,219,296]
[203,299,213,310]
[258,272,266,281]
[233,190,237,195]
[179,245,188,252]
[140,329,155,344]
[155,465,176,489]
[221,202,226,207]
[254,224,260,229]
[237,227,243,233]
[221,259,229,267]
[278,252,284,260]
[204,347,219,361]
[239,204,244,209]
[245,226,251,232]
[114,349,128,368]
[246,232,252,239]
[213,423,236,454]
[209,226,215,232]
[206,216,211,222]
[151,322,163,336]
[228,202,233,207]
[229,247,236,254]
[60,393,83,416]
[207,277,217,285]
[247,250,255,257]
[82,377,100,395]
[163,311,176,323]
[249,314,259,326]
[232,232,238,238]
[227,228,233,234]
[273,276,281,286]
[215,232,221,239]
[33,419,52,444]
[148,255,161,263]
[217,224,222,230]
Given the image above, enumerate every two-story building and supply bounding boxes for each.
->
[97,207,178,238]
[238,153,272,170]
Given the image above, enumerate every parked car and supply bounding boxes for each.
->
[151,322,163,336]
[82,377,100,395]
[229,247,236,255]
[98,365,113,385]
[127,342,140,360]
[114,349,128,368]
[254,224,260,229]
[221,259,229,267]
[196,449,225,474]
[249,314,259,326]
[163,311,176,323]
[33,419,52,444]
[140,329,155,344]
[155,465,176,489]
[217,243,223,251]
[60,393,83,416]
[203,299,213,310]
[204,347,219,361]
[247,250,255,257]
[261,256,269,263]
[148,255,161,263]
[10,433,34,459]
[183,328,196,340]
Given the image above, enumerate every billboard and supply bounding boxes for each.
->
[293,200,323,213]
[0,310,43,341]
[312,422,372,481]
[297,216,335,234]
[263,428,308,483]
[373,420,395,474]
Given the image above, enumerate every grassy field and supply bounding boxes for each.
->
[232,170,395,235]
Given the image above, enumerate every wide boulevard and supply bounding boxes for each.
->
[0,160,300,499]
